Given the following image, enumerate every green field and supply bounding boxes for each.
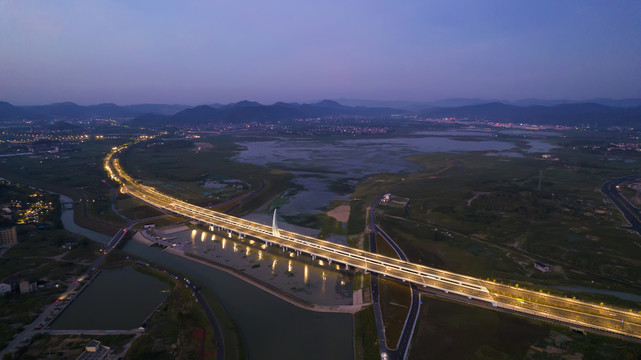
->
[0,139,132,233]
[353,307,380,360]
[125,267,218,360]
[118,136,294,216]
[0,228,99,351]
[351,133,641,305]
[410,295,641,360]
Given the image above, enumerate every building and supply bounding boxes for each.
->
[534,261,551,273]
[0,226,17,246]
[19,279,31,294]
[77,340,111,360]
[0,283,11,294]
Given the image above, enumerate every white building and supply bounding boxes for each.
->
[0,283,11,294]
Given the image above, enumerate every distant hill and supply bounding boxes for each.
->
[511,98,641,107]
[22,102,138,119]
[421,102,641,127]
[2,98,640,128]
[336,97,641,111]
[128,100,405,127]
[124,104,191,115]
[0,101,34,120]
[0,102,191,123]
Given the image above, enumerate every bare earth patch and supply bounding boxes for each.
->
[327,204,351,223]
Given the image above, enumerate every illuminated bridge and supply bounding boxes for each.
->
[121,182,496,306]
[105,143,641,341]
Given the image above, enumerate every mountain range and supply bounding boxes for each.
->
[1,98,640,128]
[421,102,641,127]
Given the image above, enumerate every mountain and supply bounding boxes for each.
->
[333,98,505,111]
[220,100,263,109]
[128,100,406,127]
[169,105,221,125]
[21,102,137,119]
[421,102,641,127]
[124,104,191,115]
[511,98,641,107]
[0,101,34,121]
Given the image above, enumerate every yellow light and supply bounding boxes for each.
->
[304,265,308,284]
[318,260,324,266]
[288,260,292,272]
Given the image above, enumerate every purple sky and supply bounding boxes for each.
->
[1,1,640,105]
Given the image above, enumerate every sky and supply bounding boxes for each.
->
[1,1,640,105]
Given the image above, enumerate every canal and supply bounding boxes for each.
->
[60,195,355,360]
[50,266,170,330]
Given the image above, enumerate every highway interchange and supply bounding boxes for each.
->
[104,142,641,350]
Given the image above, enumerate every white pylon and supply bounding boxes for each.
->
[272,209,281,238]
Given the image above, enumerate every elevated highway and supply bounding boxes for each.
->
[105,143,641,341]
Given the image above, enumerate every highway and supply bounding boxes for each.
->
[376,225,420,360]
[104,144,641,341]
[601,174,641,234]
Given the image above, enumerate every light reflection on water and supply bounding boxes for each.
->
[177,228,353,305]
[58,195,354,360]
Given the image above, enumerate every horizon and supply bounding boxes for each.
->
[4,96,641,108]
[1,1,639,105]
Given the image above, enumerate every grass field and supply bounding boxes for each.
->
[18,333,135,359]
[353,307,381,360]
[119,136,294,216]
[0,139,131,234]
[410,294,641,360]
[351,133,641,304]
[0,226,99,351]
[125,267,218,360]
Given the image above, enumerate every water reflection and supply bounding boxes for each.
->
[177,228,352,305]
[234,134,529,216]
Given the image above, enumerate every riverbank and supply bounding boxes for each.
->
[170,249,368,314]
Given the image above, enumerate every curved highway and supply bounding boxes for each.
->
[104,142,641,343]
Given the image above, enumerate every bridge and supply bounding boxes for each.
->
[104,144,641,341]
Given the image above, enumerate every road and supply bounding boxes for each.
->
[601,174,641,234]
[376,225,420,360]
[104,144,641,342]
[368,196,421,360]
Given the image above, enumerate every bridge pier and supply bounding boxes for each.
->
[328,259,332,265]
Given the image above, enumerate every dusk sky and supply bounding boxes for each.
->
[1,1,640,105]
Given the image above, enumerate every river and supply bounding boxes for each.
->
[59,195,355,360]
